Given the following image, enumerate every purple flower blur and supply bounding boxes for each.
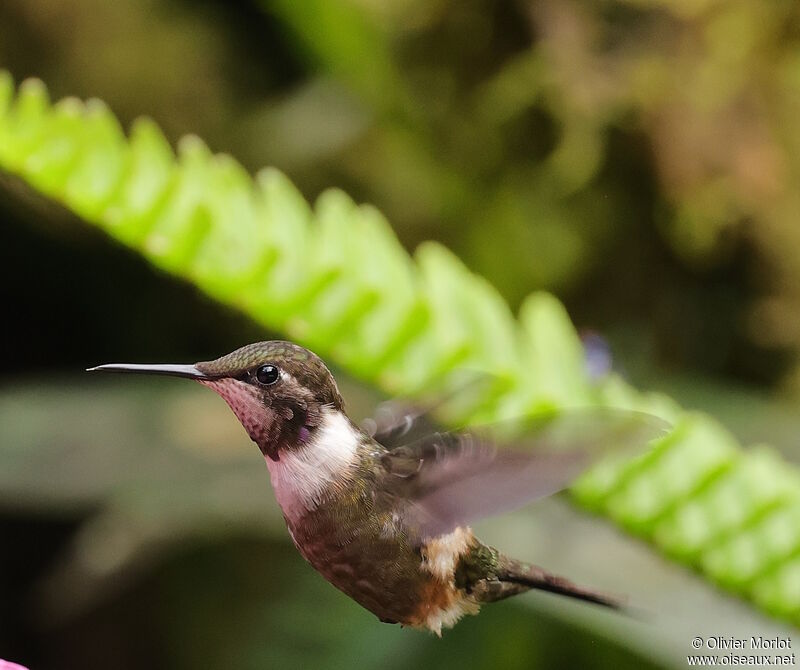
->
[581,331,613,380]
[0,660,30,670]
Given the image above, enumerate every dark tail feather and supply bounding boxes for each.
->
[495,556,625,610]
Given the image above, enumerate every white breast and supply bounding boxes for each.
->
[265,409,361,522]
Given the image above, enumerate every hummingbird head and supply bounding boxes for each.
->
[89,341,344,461]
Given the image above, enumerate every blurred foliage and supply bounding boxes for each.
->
[2,70,800,637]
[2,0,800,387]
[266,0,800,389]
[1,381,676,669]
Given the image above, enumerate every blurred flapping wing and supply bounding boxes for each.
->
[374,409,668,542]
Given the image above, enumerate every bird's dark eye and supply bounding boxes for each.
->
[255,364,280,385]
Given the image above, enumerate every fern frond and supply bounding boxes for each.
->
[1,71,799,625]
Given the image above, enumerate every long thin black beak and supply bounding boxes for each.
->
[86,363,212,380]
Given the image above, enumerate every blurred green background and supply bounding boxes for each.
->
[1,0,799,668]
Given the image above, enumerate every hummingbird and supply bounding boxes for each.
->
[89,341,660,635]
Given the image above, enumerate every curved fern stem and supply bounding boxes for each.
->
[1,71,798,625]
